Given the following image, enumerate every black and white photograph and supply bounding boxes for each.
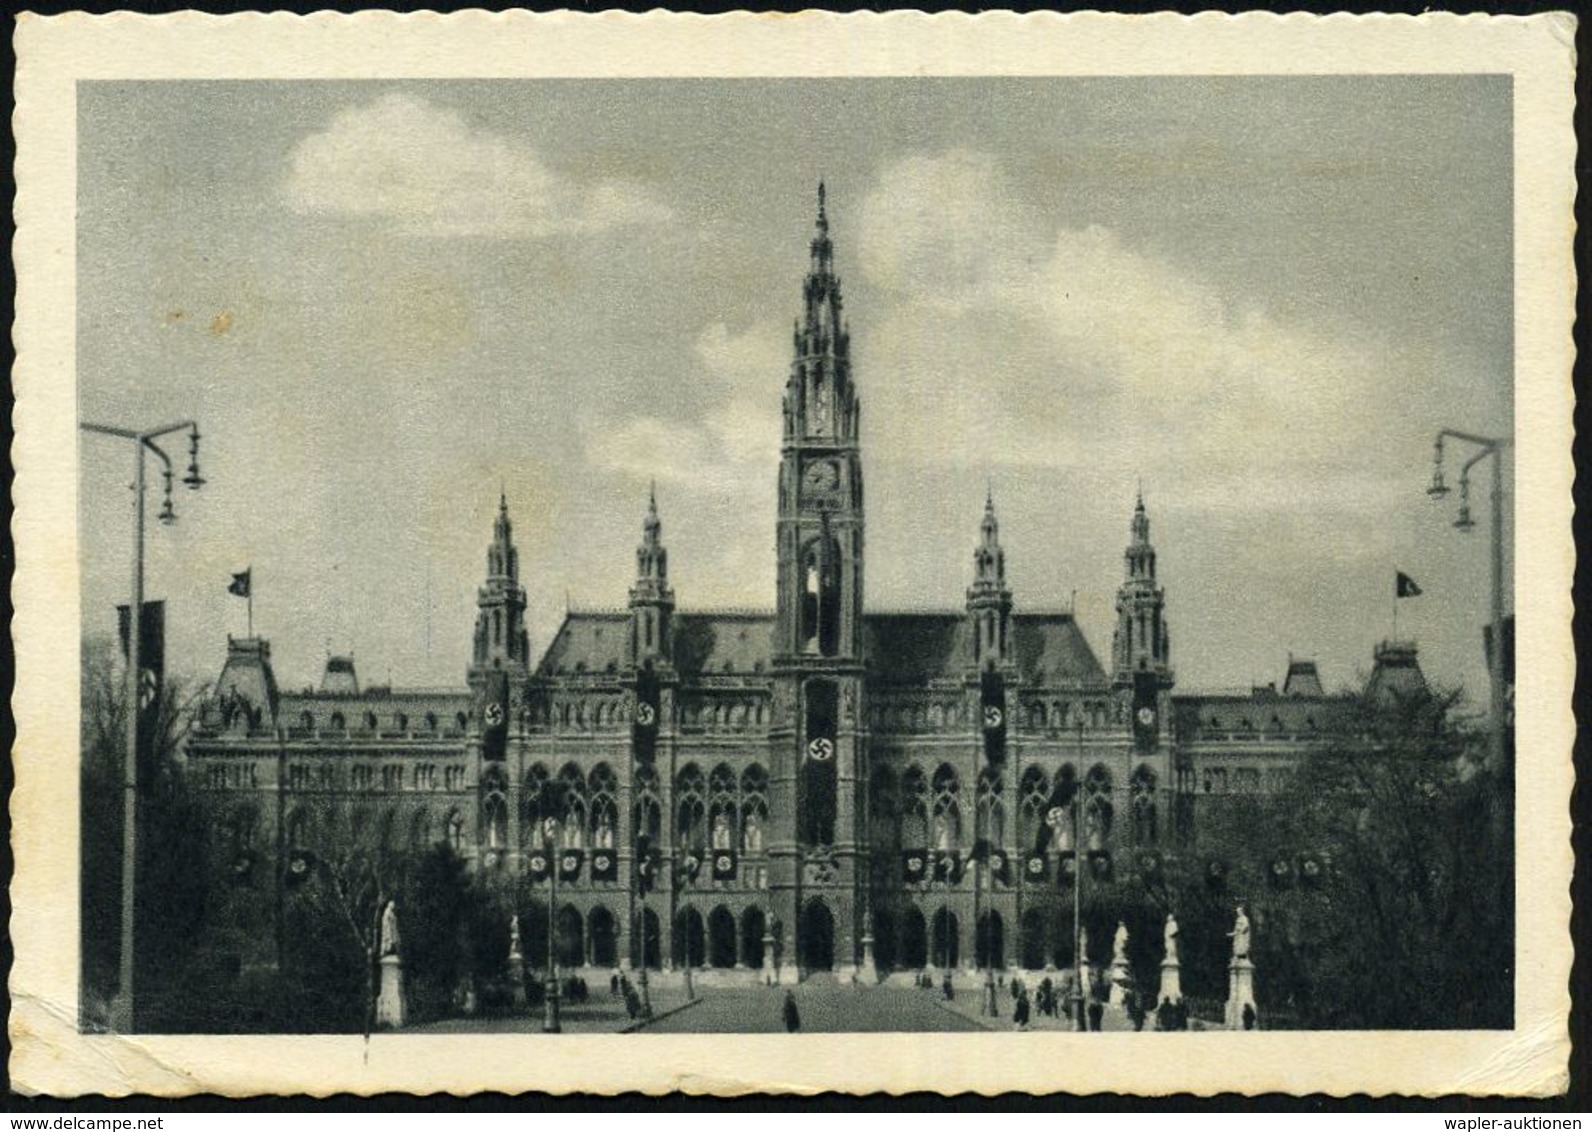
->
[12,11,1575,1097]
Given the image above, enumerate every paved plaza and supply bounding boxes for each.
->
[639,985,987,1033]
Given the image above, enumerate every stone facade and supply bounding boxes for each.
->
[184,189,1421,983]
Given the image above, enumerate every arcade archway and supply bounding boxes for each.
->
[799,899,835,973]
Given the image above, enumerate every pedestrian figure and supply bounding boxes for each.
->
[1175,999,1189,1030]
[1088,1001,1104,1032]
[1242,1003,1256,1031]
[610,971,620,996]
[1013,987,1031,1031]
[1128,991,1146,1032]
[782,989,801,1033]
[942,971,955,1001]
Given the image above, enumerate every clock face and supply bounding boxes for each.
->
[803,460,839,494]
[1137,706,1156,727]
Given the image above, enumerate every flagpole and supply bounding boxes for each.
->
[248,575,254,639]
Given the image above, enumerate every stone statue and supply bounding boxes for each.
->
[711,812,732,850]
[1163,913,1180,963]
[509,913,522,957]
[380,899,401,958]
[1229,904,1251,961]
[1112,921,1129,965]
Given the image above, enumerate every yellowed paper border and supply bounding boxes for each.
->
[12,10,1576,1097]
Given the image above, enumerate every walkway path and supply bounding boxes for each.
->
[640,985,986,1032]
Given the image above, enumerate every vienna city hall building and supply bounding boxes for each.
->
[189,190,1418,984]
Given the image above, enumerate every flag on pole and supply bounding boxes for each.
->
[228,569,251,598]
[1396,571,1423,598]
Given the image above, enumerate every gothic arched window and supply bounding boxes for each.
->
[588,763,618,849]
[740,764,768,852]
[931,763,962,851]
[1130,765,1158,844]
[872,761,897,840]
[556,763,586,848]
[482,793,507,850]
[676,764,706,850]
[633,764,662,843]
[1018,767,1048,853]
[977,766,1005,846]
[799,535,842,657]
[521,763,550,845]
[900,765,929,849]
[1084,764,1114,850]
[708,763,737,851]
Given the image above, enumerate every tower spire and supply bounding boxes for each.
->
[630,485,674,666]
[472,492,529,680]
[967,492,1012,667]
[1113,489,1172,691]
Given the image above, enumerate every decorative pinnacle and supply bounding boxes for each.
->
[817,180,827,228]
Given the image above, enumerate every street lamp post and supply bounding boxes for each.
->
[1072,718,1087,1032]
[79,419,204,1033]
[542,816,562,1033]
[1427,429,1512,770]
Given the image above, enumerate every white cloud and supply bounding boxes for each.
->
[586,320,784,490]
[857,149,1399,494]
[283,93,671,237]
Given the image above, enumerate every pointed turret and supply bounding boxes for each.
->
[1114,490,1170,682]
[629,484,675,667]
[967,490,1013,668]
[471,492,529,679]
[1114,490,1174,752]
[784,182,857,445]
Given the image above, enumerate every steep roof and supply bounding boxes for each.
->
[537,608,1106,688]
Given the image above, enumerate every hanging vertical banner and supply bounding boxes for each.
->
[480,668,509,760]
[632,665,660,764]
[1132,670,1160,751]
[117,599,165,771]
[981,668,1006,763]
[801,680,838,847]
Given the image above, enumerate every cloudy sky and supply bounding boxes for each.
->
[77,77,1512,700]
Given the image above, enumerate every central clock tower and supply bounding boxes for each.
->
[771,184,869,979]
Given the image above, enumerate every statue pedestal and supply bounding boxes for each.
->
[376,955,406,1029]
[508,950,527,1010]
[1158,959,1182,1005]
[1108,958,1131,1006]
[859,932,877,984]
[1224,957,1256,1030]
